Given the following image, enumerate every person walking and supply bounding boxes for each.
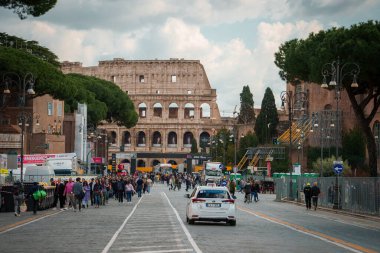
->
[13,180,24,216]
[56,178,66,210]
[89,178,95,206]
[125,180,135,203]
[146,177,153,194]
[303,182,312,210]
[27,182,40,215]
[136,177,143,198]
[116,178,125,203]
[63,178,75,210]
[244,181,252,203]
[253,181,260,202]
[73,177,84,212]
[311,182,321,210]
[229,180,236,198]
[82,180,91,208]
[50,178,58,210]
[93,179,102,208]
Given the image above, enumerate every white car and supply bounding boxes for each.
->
[185,185,236,226]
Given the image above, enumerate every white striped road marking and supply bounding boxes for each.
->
[162,192,202,253]
[101,196,143,253]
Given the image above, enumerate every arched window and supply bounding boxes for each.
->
[168,131,177,147]
[184,103,195,119]
[183,131,194,147]
[152,160,161,167]
[138,103,147,118]
[123,131,131,146]
[153,103,163,117]
[168,160,177,166]
[152,131,162,147]
[199,132,211,151]
[200,103,211,118]
[169,103,179,119]
[137,131,146,147]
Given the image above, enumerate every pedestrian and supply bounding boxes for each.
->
[311,182,321,210]
[116,178,124,203]
[50,178,59,210]
[146,177,153,194]
[73,177,84,212]
[93,178,102,208]
[82,180,91,208]
[185,176,191,192]
[56,178,66,210]
[303,182,312,210]
[13,180,24,216]
[27,182,40,215]
[125,180,135,203]
[244,181,252,203]
[136,177,143,197]
[253,181,260,202]
[63,178,75,210]
[229,180,236,198]
[89,178,95,206]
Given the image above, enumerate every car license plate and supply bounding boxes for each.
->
[206,203,221,207]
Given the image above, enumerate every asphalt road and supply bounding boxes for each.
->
[0,183,379,253]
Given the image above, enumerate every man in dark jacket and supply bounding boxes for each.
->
[27,182,40,215]
[56,178,66,210]
[73,177,84,212]
[303,182,312,210]
[311,182,321,210]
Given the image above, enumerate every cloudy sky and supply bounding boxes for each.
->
[1,0,379,116]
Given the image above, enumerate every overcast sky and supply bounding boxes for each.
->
[1,0,379,116]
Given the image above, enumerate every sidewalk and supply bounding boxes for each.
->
[280,197,380,222]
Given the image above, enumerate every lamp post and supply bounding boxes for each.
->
[2,73,36,182]
[321,57,360,209]
[280,90,308,200]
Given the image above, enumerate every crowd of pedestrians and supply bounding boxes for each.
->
[47,173,156,212]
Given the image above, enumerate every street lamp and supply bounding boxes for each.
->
[321,57,360,209]
[2,72,36,182]
[280,90,308,200]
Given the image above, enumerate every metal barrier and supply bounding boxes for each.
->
[275,177,380,216]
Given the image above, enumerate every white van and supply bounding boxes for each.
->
[23,165,55,183]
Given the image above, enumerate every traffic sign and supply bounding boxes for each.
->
[333,161,343,174]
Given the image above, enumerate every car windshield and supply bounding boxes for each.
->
[196,189,229,199]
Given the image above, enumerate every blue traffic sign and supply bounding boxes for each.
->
[333,161,343,174]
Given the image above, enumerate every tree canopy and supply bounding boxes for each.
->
[238,85,255,124]
[0,0,57,19]
[254,87,279,144]
[274,20,380,177]
[0,43,138,128]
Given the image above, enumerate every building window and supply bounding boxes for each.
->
[169,103,179,119]
[187,90,192,94]
[171,75,177,83]
[184,103,195,119]
[156,90,160,94]
[47,102,53,116]
[126,91,129,94]
[153,103,162,117]
[57,103,62,117]
[138,103,147,118]
[139,75,145,83]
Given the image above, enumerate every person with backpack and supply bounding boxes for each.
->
[311,182,321,210]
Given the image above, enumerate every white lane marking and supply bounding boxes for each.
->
[128,249,194,253]
[101,196,143,253]
[0,210,64,234]
[239,208,365,253]
[162,192,202,253]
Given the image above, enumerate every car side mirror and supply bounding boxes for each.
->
[185,193,191,198]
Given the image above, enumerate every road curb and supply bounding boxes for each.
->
[280,199,380,222]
